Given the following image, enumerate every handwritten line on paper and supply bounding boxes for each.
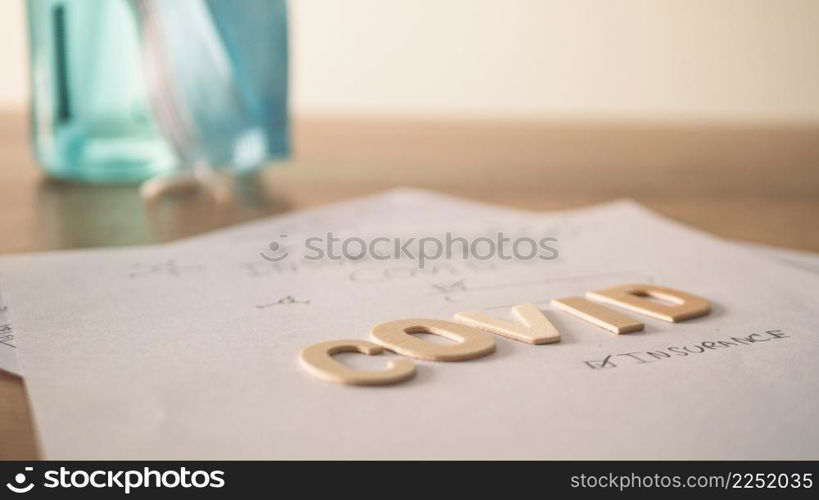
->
[0,334,17,349]
[243,260,501,282]
[0,324,15,349]
[256,296,311,309]
[129,259,204,278]
[583,329,791,370]
[429,271,652,303]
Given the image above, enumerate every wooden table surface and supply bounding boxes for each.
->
[1,111,818,459]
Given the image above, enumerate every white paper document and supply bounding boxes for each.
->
[1,190,817,459]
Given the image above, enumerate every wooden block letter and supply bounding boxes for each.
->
[300,339,416,386]
[551,296,644,334]
[455,304,560,345]
[371,319,495,361]
[586,283,711,322]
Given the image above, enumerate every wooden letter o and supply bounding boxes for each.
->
[371,318,496,361]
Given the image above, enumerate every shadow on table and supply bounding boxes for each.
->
[34,172,291,250]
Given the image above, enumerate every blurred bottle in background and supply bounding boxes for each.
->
[26,0,288,184]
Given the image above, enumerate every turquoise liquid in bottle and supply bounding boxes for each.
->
[27,0,176,183]
[27,0,289,184]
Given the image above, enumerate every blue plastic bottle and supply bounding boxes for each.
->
[26,0,288,184]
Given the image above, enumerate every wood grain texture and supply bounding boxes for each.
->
[551,297,645,334]
[587,284,711,323]
[370,319,496,361]
[299,340,416,386]
[455,304,561,345]
[1,111,817,458]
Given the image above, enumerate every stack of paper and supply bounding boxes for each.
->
[0,189,817,459]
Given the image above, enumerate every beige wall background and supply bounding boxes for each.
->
[2,0,819,122]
